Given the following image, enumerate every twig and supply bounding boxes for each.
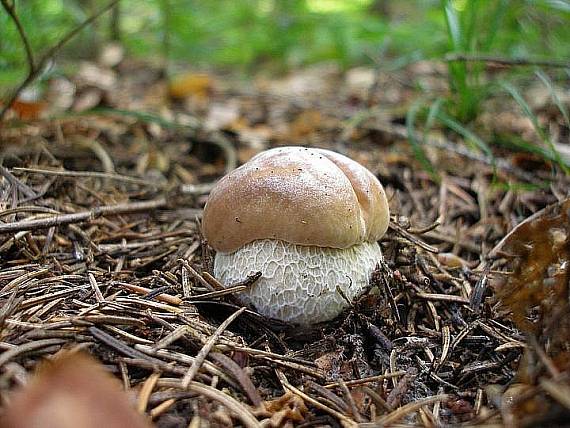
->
[489,198,570,257]
[180,182,217,195]
[389,221,439,253]
[0,0,35,72]
[89,326,162,364]
[368,122,541,184]
[178,260,216,292]
[181,307,246,388]
[540,379,570,410]
[14,167,159,187]
[277,371,358,428]
[158,379,262,428]
[324,371,406,389]
[0,338,65,368]
[0,289,23,330]
[0,0,120,121]
[444,53,570,69]
[189,285,248,300]
[137,372,161,413]
[117,283,182,305]
[209,352,263,406]
[416,292,469,304]
[0,165,37,198]
[469,265,490,313]
[0,198,167,234]
[362,394,449,426]
[339,380,365,422]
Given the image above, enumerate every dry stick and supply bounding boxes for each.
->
[209,352,263,407]
[0,338,66,368]
[307,381,350,414]
[0,288,23,330]
[389,221,439,254]
[324,371,406,389]
[0,0,35,72]
[361,386,393,413]
[174,380,262,428]
[0,165,37,198]
[371,394,449,426]
[0,198,167,234]
[149,399,176,420]
[444,53,570,69]
[88,272,104,303]
[0,0,120,121]
[14,167,159,187]
[408,221,440,235]
[540,379,570,410]
[276,370,358,428]
[179,259,216,292]
[190,285,248,300]
[338,380,365,423]
[180,306,246,389]
[137,372,161,414]
[89,326,163,364]
[489,198,570,258]
[117,283,182,305]
[375,123,541,184]
[218,345,317,367]
[150,326,191,352]
[416,292,469,304]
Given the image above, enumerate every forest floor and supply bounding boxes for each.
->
[1,51,570,427]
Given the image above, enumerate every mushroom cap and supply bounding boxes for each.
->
[203,146,390,253]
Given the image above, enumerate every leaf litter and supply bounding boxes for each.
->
[0,55,570,427]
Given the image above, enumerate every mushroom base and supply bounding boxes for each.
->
[213,239,383,325]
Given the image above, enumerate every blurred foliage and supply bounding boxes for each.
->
[1,0,569,75]
[439,0,570,123]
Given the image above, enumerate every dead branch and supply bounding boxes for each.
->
[444,53,570,69]
[0,0,35,71]
[0,0,120,121]
[0,198,167,234]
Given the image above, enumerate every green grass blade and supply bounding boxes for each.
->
[436,110,494,159]
[500,81,570,174]
[463,0,479,52]
[535,70,570,127]
[423,98,445,143]
[495,136,570,170]
[441,0,462,50]
[406,99,439,181]
[481,0,509,51]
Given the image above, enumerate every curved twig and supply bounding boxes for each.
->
[0,0,120,121]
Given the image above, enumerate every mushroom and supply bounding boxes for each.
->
[202,146,390,325]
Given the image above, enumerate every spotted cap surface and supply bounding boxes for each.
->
[203,146,390,253]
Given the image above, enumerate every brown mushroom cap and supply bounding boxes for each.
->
[203,146,390,253]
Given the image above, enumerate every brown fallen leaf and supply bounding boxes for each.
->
[253,392,308,428]
[490,198,570,425]
[5,99,48,120]
[492,198,570,344]
[168,73,213,99]
[0,351,152,428]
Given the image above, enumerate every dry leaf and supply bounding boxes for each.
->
[288,110,322,140]
[6,100,47,120]
[169,73,213,99]
[0,351,152,428]
[257,392,308,427]
[491,198,570,424]
[493,198,570,344]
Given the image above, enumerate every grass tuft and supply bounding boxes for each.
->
[501,80,570,174]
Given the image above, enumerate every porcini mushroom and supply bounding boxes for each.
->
[202,146,389,325]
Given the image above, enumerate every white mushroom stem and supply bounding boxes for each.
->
[214,239,383,325]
